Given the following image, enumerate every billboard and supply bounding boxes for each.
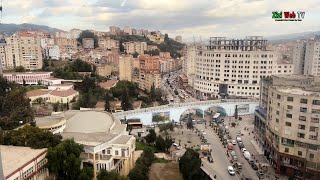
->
[238,104,249,114]
[152,111,170,123]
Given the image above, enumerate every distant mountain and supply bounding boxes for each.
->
[0,23,63,35]
[267,31,320,43]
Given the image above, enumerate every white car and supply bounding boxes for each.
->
[241,148,247,153]
[236,136,242,142]
[232,140,237,145]
[227,166,236,175]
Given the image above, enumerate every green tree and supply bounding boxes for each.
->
[77,30,99,48]
[155,135,166,152]
[150,83,156,102]
[53,102,60,112]
[179,149,203,180]
[187,114,194,129]
[145,129,156,144]
[97,169,127,180]
[132,52,139,58]
[104,93,111,112]
[159,123,174,133]
[22,79,26,86]
[164,136,174,152]
[121,88,132,111]
[78,167,93,180]
[46,139,84,180]
[128,147,155,180]
[14,66,26,72]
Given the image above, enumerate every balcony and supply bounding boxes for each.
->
[80,153,112,162]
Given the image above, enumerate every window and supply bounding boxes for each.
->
[285,122,292,127]
[310,154,315,159]
[285,148,289,153]
[311,117,319,123]
[311,109,320,113]
[300,98,308,104]
[287,105,293,110]
[298,124,305,130]
[300,107,307,113]
[286,114,292,118]
[287,97,294,102]
[298,151,302,156]
[115,150,119,156]
[107,149,111,154]
[299,116,306,121]
[310,126,318,132]
[297,133,305,138]
[276,118,279,123]
[276,111,279,115]
[277,94,281,99]
[312,100,320,105]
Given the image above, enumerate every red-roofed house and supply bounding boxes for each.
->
[27,89,79,104]
[99,80,119,90]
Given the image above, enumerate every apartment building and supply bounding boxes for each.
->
[54,37,77,52]
[44,45,60,60]
[292,40,307,74]
[304,38,320,76]
[137,55,161,91]
[109,26,122,35]
[70,29,82,39]
[2,34,43,70]
[0,43,5,75]
[123,41,147,55]
[3,72,52,85]
[139,55,160,72]
[119,55,133,81]
[82,38,94,49]
[98,37,119,50]
[254,75,320,179]
[123,26,132,35]
[159,52,171,59]
[96,64,112,77]
[193,36,293,99]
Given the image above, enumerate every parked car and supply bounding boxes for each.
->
[238,142,245,149]
[227,143,234,150]
[236,136,242,142]
[230,150,236,156]
[243,151,251,160]
[228,166,236,176]
[241,148,247,153]
[233,162,242,169]
[207,156,213,163]
[256,171,264,179]
[231,140,237,145]
[251,163,258,170]
[232,155,238,161]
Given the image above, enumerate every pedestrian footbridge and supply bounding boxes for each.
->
[112,99,258,125]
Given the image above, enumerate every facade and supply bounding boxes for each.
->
[82,38,94,49]
[3,72,52,85]
[183,44,201,86]
[3,34,43,70]
[44,45,60,60]
[54,37,77,52]
[123,26,132,35]
[254,75,320,179]
[70,29,82,39]
[109,26,122,35]
[60,110,136,178]
[159,52,171,59]
[193,36,293,99]
[292,40,307,74]
[139,55,160,72]
[98,37,119,50]
[1,145,48,180]
[96,64,112,77]
[35,114,67,134]
[304,38,320,76]
[27,89,79,104]
[123,41,147,55]
[119,55,133,81]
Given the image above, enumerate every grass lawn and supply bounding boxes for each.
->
[136,141,160,153]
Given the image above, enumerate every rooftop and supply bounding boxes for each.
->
[99,80,119,90]
[276,87,320,96]
[35,115,65,128]
[27,89,78,97]
[1,146,47,178]
[62,132,119,146]
[110,135,133,145]
[3,72,52,75]
[63,111,114,133]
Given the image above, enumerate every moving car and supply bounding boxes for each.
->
[241,148,247,153]
[232,155,238,161]
[238,142,245,149]
[243,151,251,160]
[227,166,236,176]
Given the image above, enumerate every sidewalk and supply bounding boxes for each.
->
[250,139,264,155]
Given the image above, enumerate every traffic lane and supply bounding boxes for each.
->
[229,129,259,179]
[196,124,239,180]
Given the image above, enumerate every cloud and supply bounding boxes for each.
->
[1,0,319,42]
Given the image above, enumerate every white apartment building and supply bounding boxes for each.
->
[40,38,55,49]
[123,26,132,35]
[123,42,147,55]
[119,55,133,81]
[98,37,119,49]
[70,29,82,39]
[304,38,320,76]
[44,45,60,60]
[183,44,202,86]
[3,34,43,70]
[292,40,307,74]
[255,75,320,179]
[193,36,293,99]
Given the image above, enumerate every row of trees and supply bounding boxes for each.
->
[128,147,155,180]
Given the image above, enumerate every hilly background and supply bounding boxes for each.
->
[1,23,320,43]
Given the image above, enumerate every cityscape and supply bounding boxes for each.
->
[0,0,320,180]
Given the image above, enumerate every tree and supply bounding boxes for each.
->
[14,66,26,72]
[104,93,111,112]
[187,114,194,129]
[46,139,84,180]
[128,147,155,180]
[132,52,139,58]
[22,79,26,86]
[121,88,132,111]
[179,149,203,180]
[5,125,62,148]
[164,136,174,152]
[78,167,93,180]
[34,97,45,106]
[77,30,99,48]
[234,105,238,119]
[53,102,60,112]
[155,135,166,152]
[145,129,156,144]
[97,169,127,180]
[159,123,174,133]
[150,83,156,102]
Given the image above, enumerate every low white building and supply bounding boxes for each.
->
[41,77,63,86]
[3,72,52,85]
[1,145,48,180]
[27,89,79,104]
[48,83,74,90]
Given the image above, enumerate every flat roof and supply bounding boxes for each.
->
[35,115,66,128]
[64,111,114,133]
[110,135,133,145]
[276,87,319,96]
[1,146,47,178]
[61,132,119,146]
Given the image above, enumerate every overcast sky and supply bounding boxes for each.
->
[2,0,320,42]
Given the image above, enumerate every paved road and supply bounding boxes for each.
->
[195,123,239,180]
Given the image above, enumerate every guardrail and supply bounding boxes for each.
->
[113,99,258,117]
